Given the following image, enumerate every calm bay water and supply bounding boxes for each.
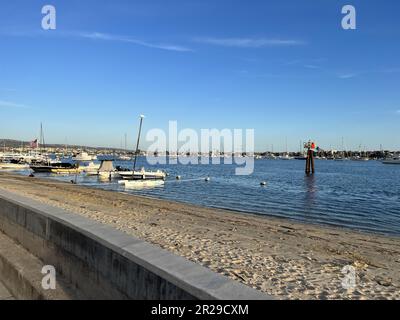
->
[22,158,400,237]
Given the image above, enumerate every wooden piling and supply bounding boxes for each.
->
[305,149,315,174]
[311,150,315,173]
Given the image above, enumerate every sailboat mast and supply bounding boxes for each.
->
[39,123,46,154]
[285,137,288,155]
[132,115,145,173]
[40,123,43,154]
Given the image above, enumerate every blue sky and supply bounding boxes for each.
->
[0,0,399,151]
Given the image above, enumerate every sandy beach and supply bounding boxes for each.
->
[0,172,399,299]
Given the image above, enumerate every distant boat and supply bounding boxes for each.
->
[72,152,97,162]
[351,156,369,161]
[279,154,293,160]
[117,155,131,161]
[382,157,400,165]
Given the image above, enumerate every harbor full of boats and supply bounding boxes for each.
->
[1,114,399,189]
[1,150,400,175]
[1,150,399,184]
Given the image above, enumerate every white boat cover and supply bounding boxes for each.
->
[99,160,114,172]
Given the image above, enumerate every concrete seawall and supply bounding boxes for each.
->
[0,189,269,300]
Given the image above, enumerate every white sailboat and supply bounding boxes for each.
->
[119,115,166,188]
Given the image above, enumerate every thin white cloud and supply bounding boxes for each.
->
[303,64,320,69]
[396,110,400,115]
[338,73,357,79]
[0,100,30,109]
[194,37,306,48]
[0,29,193,53]
[79,32,193,52]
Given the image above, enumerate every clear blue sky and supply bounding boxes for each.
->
[0,0,399,151]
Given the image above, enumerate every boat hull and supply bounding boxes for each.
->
[31,164,81,174]
[118,170,166,180]
[0,163,29,170]
[382,160,400,165]
[122,179,165,188]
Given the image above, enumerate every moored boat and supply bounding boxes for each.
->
[118,168,166,180]
[382,157,400,165]
[81,161,101,175]
[119,115,167,187]
[30,162,81,174]
[97,160,118,179]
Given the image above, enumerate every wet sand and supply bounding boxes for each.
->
[0,172,399,299]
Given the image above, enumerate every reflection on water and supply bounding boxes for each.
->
[304,174,317,211]
[13,158,400,236]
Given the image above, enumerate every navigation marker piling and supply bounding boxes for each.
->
[305,140,316,175]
